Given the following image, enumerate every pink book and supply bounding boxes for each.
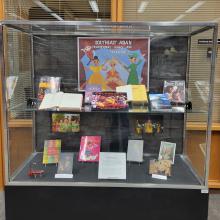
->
[78,136,101,162]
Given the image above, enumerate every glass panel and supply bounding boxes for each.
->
[4,27,34,178]
[185,28,215,184]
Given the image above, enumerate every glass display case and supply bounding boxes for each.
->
[0,20,218,190]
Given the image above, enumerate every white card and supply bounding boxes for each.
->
[127,140,144,162]
[158,141,176,164]
[98,152,126,180]
[55,174,73,179]
[152,174,167,180]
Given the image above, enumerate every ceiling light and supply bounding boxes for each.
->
[89,0,99,13]
[138,1,149,13]
[173,14,186,22]
[34,0,52,13]
[185,1,205,13]
[51,13,64,21]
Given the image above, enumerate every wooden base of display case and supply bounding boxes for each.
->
[5,186,208,220]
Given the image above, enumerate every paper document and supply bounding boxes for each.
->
[98,152,126,180]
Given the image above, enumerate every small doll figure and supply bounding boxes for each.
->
[160,125,164,134]
[152,123,157,135]
[144,119,153,134]
[135,120,143,136]
[157,122,161,133]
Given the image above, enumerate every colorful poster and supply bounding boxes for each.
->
[78,136,101,162]
[78,37,150,91]
[52,113,80,133]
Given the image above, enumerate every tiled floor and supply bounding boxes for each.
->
[0,190,219,220]
[0,191,5,220]
[208,190,220,220]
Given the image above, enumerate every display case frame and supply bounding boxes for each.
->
[0,20,218,191]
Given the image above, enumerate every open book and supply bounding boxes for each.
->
[39,92,83,111]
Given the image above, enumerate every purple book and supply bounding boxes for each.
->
[85,84,102,104]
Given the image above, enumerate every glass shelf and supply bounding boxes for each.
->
[8,102,208,115]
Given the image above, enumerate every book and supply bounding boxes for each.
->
[149,94,171,111]
[78,136,101,162]
[149,159,172,177]
[43,140,61,164]
[116,85,148,103]
[98,152,126,180]
[39,92,83,111]
[163,80,185,104]
[52,113,80,133]
[127,140,144,163]
[158,141,176,164]
[91,92,128,110]
[85,84,102,104]
[55,153,74,178]
[37,76,61,101]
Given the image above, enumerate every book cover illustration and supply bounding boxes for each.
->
[149,93,171,110]
[163,80,185,104]
[158,141,176,164]
[85,84,102,103]
[56,153,74,175]
[78,37,150,91]
[149,159,172,176]
[43,140,61,164]
[91,92,128,110]
[78,136,101,162]
[52,113,80,133]
[37,76,61,101]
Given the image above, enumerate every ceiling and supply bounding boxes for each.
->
[123,0,220,22]
[4,0,220,22]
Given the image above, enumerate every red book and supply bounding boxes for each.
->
[78,136,101,162]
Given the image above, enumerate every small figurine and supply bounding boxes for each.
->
[144,119,153,134]
[160,125,164,134]
[152,123,157,135]
[156,122,161,133]
[135,120,143,136]
[28,162,44,178]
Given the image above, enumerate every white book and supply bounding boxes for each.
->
[59,93,83,111]
[127,140,144,163]
[39,92,83,111]
[38,93,60,110]
[98,152,126,180]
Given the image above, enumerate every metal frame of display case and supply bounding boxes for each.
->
[0,20,218,191]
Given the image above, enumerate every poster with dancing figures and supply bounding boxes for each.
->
[78,37,150,91]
